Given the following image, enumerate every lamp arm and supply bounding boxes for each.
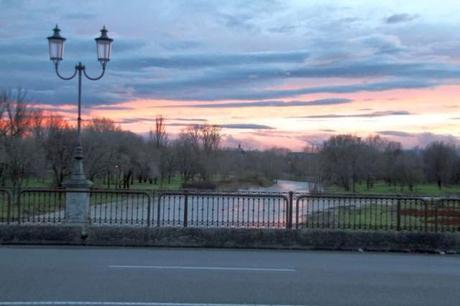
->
[83,64,106,81]
[54,62,78,80]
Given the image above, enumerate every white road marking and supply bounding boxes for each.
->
[108,265,296,272]
[0,302,310,306]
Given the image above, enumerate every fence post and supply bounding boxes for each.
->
[434,199,439,233]
[146,193,152,228]
[287,191,293,229]
[295,195,300,229]
[5,190,11,225]
[396,198,401,231]
[16,191,21,225]
[424,200,428,232]
[183,191,189,228]
[156,192,162,227]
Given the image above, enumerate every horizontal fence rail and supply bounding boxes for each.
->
[0,188,459,232]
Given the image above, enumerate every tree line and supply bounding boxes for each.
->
[0,89,296,191]
[318,134,460,192]
[1,89,459,193]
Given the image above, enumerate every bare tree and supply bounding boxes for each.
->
[423,142,458,189]
[393,151,423,191]
[151,115,167,148]
[43,115,76,187]
[319,135,364,192]
[0,89,44,196]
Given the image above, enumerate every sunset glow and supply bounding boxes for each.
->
[2,0,460,150]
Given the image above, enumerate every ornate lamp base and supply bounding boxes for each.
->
[63,144,93,224]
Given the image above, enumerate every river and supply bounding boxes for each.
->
[242,179,310,193]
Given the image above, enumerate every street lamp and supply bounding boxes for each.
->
[47,25,113,188]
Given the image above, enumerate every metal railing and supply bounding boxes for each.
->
[15,189,66,224]
[295,194,460,232]
[90,190,152,226]
[0,189,12,224]
[157,191,290,228]
[0,188,459,232]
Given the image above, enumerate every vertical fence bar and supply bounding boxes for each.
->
[17,192,21,225]
[146,194,152,228]
[157,193,162,227]
[396,198,401,231]
[424,200,428,232]
[434,199,439,233]
[6,191,11,225]
[287,191,293,229]
[183,191,188,228]
[295,196,300,229]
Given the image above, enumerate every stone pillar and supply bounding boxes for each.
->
[64,189,91,224]
[63,144,93,224]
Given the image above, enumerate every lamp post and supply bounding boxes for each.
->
[47,25,113,188]
[47,25,113,224]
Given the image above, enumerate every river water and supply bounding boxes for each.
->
[242,179,310,193]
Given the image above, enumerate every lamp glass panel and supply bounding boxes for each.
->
[48,39,64,60]
[97,41,112,61]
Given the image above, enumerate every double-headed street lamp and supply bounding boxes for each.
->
[47,25,113,188]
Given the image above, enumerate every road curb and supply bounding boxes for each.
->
[0,225,459,253]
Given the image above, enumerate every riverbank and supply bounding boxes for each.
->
[325,181,460,196]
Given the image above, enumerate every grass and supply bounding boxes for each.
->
[325,181,460,196]
[1,176,183,191]
[3,174,271,193]
[92,176,183,191]
[303,202,460,231]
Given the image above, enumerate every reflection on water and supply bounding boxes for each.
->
[242,179,309,193]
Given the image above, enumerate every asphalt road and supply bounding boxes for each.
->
[0,246,459,306]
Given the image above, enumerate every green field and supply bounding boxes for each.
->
[325,181,460,196]
[302,202,460,231]
[5,176,183,191]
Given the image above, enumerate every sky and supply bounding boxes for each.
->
[1,0,460,150]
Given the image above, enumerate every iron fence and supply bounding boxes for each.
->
[0,189,12,224]
[14,189,66,224]
[157,191,290,228]
[0,188,459,232]
[90,190,152,226]
[295,194,460,232]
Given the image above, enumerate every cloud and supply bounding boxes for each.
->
[3,0,460,115]
[165,122,274,130]
[194,80,433,101]
[385,13,418,24]
[163,98,352,108]
[293,111,412,119]
[114,117,157,124]
[378,131,460,147]
[0,38,145,58]
[129,59,460,101]
[114,50,309,70]
[169,118,208,122]
[90,105,134,111]
[219,123,274,130]
[378,130,412,137]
